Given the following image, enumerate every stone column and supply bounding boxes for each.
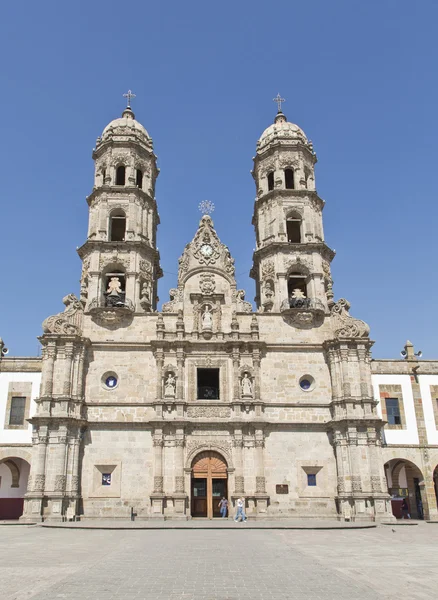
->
[254,429,269,516]
[232,348,240,399]
[42,343,56,397]
[31,429,49,494]
[22,428,48,521]
[252,349,261,400]
[176,351,184,400]
[173,430,187,517]
[233,431,245,495]
[155,351,164,400]
[153,434,164,493]
[150,430,165,517]
[63,342,74,397]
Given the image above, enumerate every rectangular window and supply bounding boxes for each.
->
[102,473,112,486]
[287,220,301,243]
[307,473,317,486]
[197,368,220,399]
[386,398,401,425]
[9,397,26,426]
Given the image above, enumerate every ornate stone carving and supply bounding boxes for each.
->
[235,290,252,313]
[153,476,164,493]
[261,260,275,282]
[256,476,266,493]
[99,251,130,270]
[162,288,183,313]
[88,297,135,327]
[199,273,216,295]
[71,476,79,492]
[42,294,84,335]
[33,475,45,492]
[234,476,245,493]
[54,475,66,492]
[262,280,275,312]
[187,406,231,418]
[177,215,237,284]
[186,439,232,459]
[284,255,312,275]
[371,476,381,492]
[139,259,152,280]
[337,476,345,493]
[174,476,185,493]
[331,298,370,339]
[351,476,362,492]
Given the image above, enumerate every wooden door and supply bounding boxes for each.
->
[191,451,227,518]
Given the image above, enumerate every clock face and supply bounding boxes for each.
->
[200,244,213,257]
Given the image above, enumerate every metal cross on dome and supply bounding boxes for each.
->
[273,93,285,112]
[123,90,136,108]
[198,200,215,215]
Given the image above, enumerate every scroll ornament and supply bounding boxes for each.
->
[42,294,84,335]
[331,298,370,339]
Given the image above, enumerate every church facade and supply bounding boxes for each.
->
[4,100,437,522]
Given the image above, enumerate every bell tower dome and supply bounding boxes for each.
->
[250,95,335,316]
[77,91,162,314]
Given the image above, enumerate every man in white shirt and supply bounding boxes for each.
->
[234,497,247,522]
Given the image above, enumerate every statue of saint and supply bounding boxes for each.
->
[107,277,122,295]
[141,282,150,302]
[164,373,176,398]
[264,281,274,299]
[241,372,253,397]
[202,305,213,329]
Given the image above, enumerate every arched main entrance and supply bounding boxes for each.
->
[0,457,31,519]
[191,451,228,518]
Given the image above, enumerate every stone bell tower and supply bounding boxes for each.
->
[77,91,162,317]
[250,95,335,318]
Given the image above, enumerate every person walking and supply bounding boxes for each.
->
[401,498,411,519]
[218,496,229,518]
[234,497,247,522]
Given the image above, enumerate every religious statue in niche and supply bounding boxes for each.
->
[140,281,151,312]
[262,280,275,312]
[202,305,213,330]
[164,373,176,398]
[241,372,253,398]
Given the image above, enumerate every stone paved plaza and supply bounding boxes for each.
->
[1,524,438,600]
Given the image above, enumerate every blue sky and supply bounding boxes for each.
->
[1,0,437,359]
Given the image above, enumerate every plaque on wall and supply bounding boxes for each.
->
[276,484,289,494]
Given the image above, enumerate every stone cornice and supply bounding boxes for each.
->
[251,241,335,267]
[252,189,325,212]
[0,357,42,372]
[86,185,159,214]
[253,140,317,164]
[77,239,160,260]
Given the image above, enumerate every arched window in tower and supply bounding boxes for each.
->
[136,169,143,189]
[285,168,295,189]
[104,269,126,307]
[109,210,126,242]
[286,213,302,243]
[101,168,107,186]
[116,165,126,186]
[267,172,274,191]
[287,273,308,308]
